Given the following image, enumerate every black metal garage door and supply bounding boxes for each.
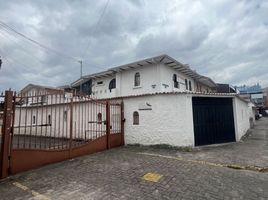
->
[192,97,235,146]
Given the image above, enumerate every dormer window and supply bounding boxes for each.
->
[134,72,140,87]
[185,79,188,90]
[109,78,116,92]
[173,74,179,88]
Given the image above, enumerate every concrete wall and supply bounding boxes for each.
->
[233,97,251,140]
[13,93,251,147]
[123,94,194,146]
[123,94,251,147]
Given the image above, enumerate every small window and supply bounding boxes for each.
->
[41,95,47,103]
[173,74,179,88]
[134,72,140,87]
[33,115,36,124]
[185,79,188,90]
[64,111,67,121]
[133,111,139,125]
[97,113,102,124]
[97,81,103,85]
[189,80,192,91]
[48,115,51,124]
[109,78,116,92]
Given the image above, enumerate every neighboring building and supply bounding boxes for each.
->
[20,84,64,96]
[216,83,237,93]
[262,87,268,108]
[71,55,217,99]
[236,83,265,109]
[236,83,262,94]
[18,84,65,106]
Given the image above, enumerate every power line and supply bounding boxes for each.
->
[0,20,80,63]
[0,29,49,67]
[0,49,32,83]
[0,21,106,69]
[82,0,110,59]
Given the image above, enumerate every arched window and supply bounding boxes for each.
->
[185,79,188,90]
[133,111,139,125]
[134,72,140,87]
[33,115,36,124]
[189,80,192,91]
[48,115,51,125]
[173,74,179,88]
[109,78,116,92]
[97,113,102,124]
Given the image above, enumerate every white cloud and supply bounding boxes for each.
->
[0,0,267,92]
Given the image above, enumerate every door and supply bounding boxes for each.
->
[192,97,235,146]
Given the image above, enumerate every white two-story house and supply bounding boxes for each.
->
[71,54,217,99]
[69,55,253,147]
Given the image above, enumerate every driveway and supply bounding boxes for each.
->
[0,118,268,200]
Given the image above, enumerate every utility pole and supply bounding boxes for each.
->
[78,60,83,93]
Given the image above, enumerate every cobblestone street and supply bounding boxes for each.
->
[0,118,268,200]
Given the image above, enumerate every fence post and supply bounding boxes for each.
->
[0,91,13,179]
[106,101,110,149]
[69,97,73,158]
[120,101,125,146]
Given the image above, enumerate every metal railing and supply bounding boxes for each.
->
[12,92,122,150]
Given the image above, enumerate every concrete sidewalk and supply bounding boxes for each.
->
[130,117,268,168]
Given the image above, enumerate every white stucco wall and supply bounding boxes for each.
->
[91,75,117,99]
[123,94,251,147]
[119,63,159,96]
[158,63,196,92]
[123,94,195,147]
[91,63,204,99]
[233,97,251,140]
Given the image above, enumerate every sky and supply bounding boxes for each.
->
[0,0,268,92]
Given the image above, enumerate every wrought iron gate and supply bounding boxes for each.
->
[0,91,124,178]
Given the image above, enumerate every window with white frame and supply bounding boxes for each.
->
[185,79,188,90]
[109,78,116,92]
[133,111,139,125]
[189,80,192,91]
[33,115,36,124]
[134,72,140,87]
[173,74,179,88]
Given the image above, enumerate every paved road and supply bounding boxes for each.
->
[0,118,268,200]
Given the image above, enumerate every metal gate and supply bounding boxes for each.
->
[192,97,235,146]
[0,90,124,178]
